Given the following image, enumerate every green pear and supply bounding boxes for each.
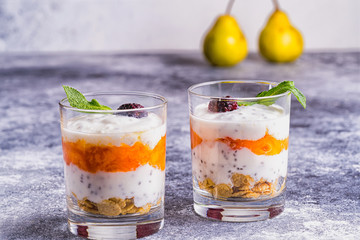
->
[259,3,304,63]
[203,1,247,67]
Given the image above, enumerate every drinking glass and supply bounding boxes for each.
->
[59,92,167,238]
[188,80,291,222]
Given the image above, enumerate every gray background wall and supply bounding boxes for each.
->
[0,0,359,52]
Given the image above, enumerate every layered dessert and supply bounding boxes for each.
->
[190,100,289,200]
[61,110,166,216]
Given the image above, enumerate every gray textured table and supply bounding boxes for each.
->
[0,52,359,240]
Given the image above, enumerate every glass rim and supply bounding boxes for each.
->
[188,80,290,101]
[59,91,167,113]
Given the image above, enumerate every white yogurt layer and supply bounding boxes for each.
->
[65,163,165,207]
[191,103,289,141]
[61,113,166,149]
[192,141,288,184]
[191,103,290,185]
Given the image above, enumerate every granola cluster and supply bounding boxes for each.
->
[77,197,153,216]
[198,173,277,199]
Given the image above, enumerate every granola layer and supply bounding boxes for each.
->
[198,173,282,199]
[77,197,159,216]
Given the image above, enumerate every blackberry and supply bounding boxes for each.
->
[117,103,148,118]
[208,96,238,112]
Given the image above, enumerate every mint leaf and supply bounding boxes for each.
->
[63,86,112,110]
[256,81,306,109]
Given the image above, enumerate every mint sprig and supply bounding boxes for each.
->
[63,86,112,110]
[238,81,306,109]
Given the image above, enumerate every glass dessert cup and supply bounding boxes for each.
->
[59,92,167,239]
[188,80,291,222]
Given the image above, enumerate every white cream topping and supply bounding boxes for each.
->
[191,103,289,140]
[65,163,164,207]
[61,113,166,149]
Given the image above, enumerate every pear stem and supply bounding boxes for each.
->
[225,0,235,15]
[272,0,280,10]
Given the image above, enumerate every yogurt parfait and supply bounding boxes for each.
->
[62,111,166,216]
[191,102,289,200]
[188,80,305,222]
[60,89,167,238]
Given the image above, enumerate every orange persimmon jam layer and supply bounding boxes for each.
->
[62,135,166,173]
[218,132,288,155]
[190,128,288,156]
[190,126,203,149]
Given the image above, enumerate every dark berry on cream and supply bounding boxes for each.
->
[208,96,238,113]
[117,103,148,118]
